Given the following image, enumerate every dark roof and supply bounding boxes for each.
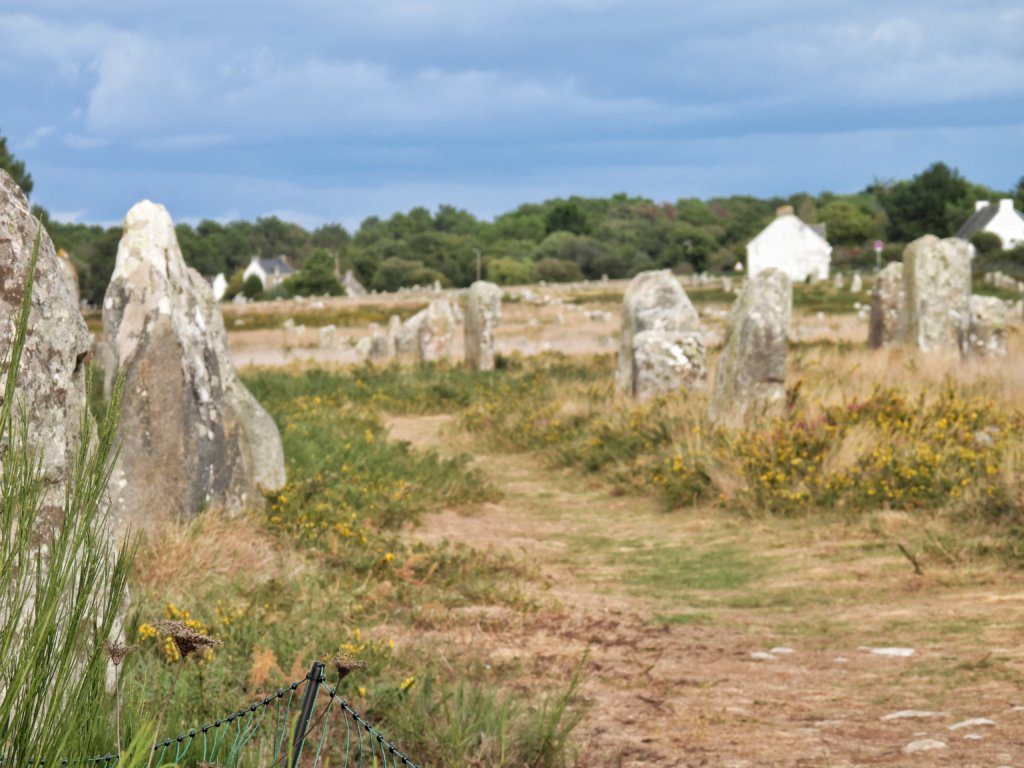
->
[258,257,294,275]
[957,205,1000,241]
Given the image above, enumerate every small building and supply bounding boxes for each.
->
[242,255,295,290]
[956,199,1024,250]
[746,206,831,282]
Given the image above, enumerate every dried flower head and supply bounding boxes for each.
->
[332,655,367,681]
[105,640,136,666]
[153,620,222,659]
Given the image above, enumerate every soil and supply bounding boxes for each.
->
[387,413,1024,768]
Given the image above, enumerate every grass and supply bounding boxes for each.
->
[113,365,585,767]
[222,303,427,331]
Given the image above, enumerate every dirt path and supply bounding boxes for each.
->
[388,414,1024,767]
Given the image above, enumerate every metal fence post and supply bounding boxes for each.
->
[290,661,325,768]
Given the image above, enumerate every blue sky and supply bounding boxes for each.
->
[2,0,1022,229]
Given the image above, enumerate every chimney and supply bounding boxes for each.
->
[975,200,989,212]
[776,205,794,217]
[999,198,1014,212]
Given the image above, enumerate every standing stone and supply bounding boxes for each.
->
[966,295,1007,357]
[343,269,367,298]
[103,201,285,527]
[0,171,92,517]
[318,324,337,349]
[832,271,844,290]
[708,268,792,427]
[616,270,705,400]
[901,235,972,354]
[464,280,502,371]
[850,272,863,293]
[55,248,81,307]
[398,299,455,363]
[868,262,904,349]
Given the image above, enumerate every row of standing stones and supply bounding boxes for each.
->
[617,234,1007,425]
[0,166,506,541]
[1,153,1007,544]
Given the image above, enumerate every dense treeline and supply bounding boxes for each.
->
[7,140,1024,304]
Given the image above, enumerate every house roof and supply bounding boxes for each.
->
[257,256,295,275]
[749,213,830,249]
[957,201,1024,241]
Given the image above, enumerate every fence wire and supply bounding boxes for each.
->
[26,664,420,768]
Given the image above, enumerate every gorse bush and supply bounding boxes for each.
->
[0,234,132,764]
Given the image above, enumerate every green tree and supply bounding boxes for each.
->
[284,249,344,296]
[242,274,264,299]
[0,131,32,196]
[878,162,972,241]
[817,201,877,245]
[544,201,590,235]
[485,257,535,285]
[534,257,583,283]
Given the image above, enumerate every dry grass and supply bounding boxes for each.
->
[132,510,294,596]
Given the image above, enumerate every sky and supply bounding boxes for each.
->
[1,0,1022,229]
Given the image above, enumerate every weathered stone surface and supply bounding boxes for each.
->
[464,281,502,371]
[0,170,92,515]
[396,299,455,363]
[708,268,791,427]
[343,269,367,298]
[616,270,704,399]
[833,271,844,290]
[868,262,904,349]
[632,330,706,399]
[901,235,972,354]
[966,295,1007,357]
[102,201,285,526]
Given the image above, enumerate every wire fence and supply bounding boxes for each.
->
[58,662,419,768]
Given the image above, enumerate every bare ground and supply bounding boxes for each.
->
[388,413,1024,768]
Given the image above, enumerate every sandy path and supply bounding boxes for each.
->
[388,413,1024,767]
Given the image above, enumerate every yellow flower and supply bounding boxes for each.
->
[400,676,415,691]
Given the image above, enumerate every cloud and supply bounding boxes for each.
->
[15,125,55,150]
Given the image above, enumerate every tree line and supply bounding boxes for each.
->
[3,134,1022,304]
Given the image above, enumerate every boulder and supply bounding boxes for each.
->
[868,262,904,348]
[708,268,791,427]
[966,295,1007,357]
[616,270,705,399]
[901,235,972,354]
[464,280,502,371]
[0,171,92,517]
[102,201,285,527]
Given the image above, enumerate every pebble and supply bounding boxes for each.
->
[867,647,915,657]
[769,647,794,655]
[881,710,945,721]
[749,651,776,661]
[962,733,984,741]
[903,739,947,754]
[948,717,995,731]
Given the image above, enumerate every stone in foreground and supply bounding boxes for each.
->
[397,299,456,363]
[901,235,972,354]
[616,270,705,399]
[464,280,502,371]
[103,201,286,526]
[868,261,904,349]
[708,268,791,427]
[0,170,92,516]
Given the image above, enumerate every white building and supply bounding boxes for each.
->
[956,199,1024,249]
[242,255,295,290]
[746,206,831,282]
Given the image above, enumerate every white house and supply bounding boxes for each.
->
[242,255,295,290]
[746,206,831,282]
[956,199,1024,249]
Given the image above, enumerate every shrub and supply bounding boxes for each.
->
[971,231,1003,258]
[486,257,536,285]
[534,257,584,283]
[242,274,264,299]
